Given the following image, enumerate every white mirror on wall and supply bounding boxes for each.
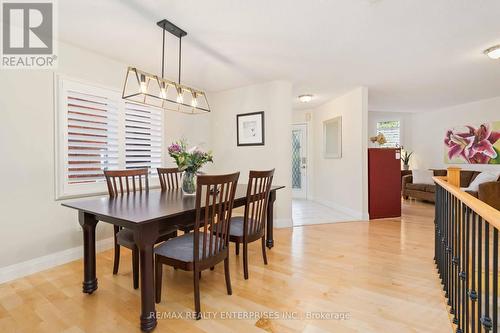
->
[323,116,342,158]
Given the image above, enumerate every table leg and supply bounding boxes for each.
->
[78,211,98,294]
[266,190,276,249]
[135,225,159,332]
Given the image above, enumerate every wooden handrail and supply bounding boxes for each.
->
[433,176,500,228]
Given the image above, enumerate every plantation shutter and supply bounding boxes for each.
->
[56,77,165,199]
[66,90,119,184]
[124,102,163,172]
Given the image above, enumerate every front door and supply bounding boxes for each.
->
[292,124,307,199]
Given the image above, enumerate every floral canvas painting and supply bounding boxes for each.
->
[444,121,500,164]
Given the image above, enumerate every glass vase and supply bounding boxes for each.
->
[181,170,197,196]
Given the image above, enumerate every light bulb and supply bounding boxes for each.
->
[176,87,183,103]
[160,82,167,99]
[139,74,147,94]
[191,91,198,107]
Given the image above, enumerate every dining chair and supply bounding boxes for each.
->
[157,167,206,234]
[230,169,274,279]
[154,172,240,319]
[104,169,178,289]
[157,167,182,191]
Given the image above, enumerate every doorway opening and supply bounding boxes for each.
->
[291,122,354,226]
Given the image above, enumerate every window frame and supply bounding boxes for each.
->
[376,120,401,148]
[55,74,165,200]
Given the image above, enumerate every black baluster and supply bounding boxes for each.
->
[493,228,498,333]
[481,221,492,331]
[454,198,462,326]
[436,186,441,274]
[447,191,451,302]
[478,216,483,333]
[440,186,444,282]
[450,196,457,316]
[471,211,477,333]
[438,186,442,276]
[455,197,460,323]
[446,192,453,304]
[434,185,439,264]
[440,186,444,284]
[458,201,465,333]
[464,206,470,332]
[441,188,448,290]
[444,190,449,294]
[442,187,446,285]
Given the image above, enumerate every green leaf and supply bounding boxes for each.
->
[490,147,500,164]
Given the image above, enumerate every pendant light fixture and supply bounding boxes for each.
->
[122,19,210,114]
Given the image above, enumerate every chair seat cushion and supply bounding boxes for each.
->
[229,216,256,237]
[117,225,178,248]
[154,233,218,262]
[116,228,135,248]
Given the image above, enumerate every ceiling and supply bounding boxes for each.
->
[58,0,500,112]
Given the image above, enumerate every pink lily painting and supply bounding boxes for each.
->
[444,122,500,164]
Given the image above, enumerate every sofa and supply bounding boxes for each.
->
[402,169,500,210]
[402,170,446,203]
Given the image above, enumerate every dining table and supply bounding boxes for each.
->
[62,184,285,332]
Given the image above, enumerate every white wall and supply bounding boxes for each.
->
[163,112,212,168]
[306,87,369,220]
[0,42,210,272]
[410,96,500,173]
[210,81,293,227]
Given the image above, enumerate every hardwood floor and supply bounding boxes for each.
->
[0,200,452,333]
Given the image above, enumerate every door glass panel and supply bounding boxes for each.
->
[292,130,301,189]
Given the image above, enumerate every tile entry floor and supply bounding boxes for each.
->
[292,199,356,226]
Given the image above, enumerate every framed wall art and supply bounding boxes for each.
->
[236,111,265,146]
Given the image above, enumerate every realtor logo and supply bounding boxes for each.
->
[1,0,57,68]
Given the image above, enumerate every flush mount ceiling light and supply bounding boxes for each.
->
[484,45,500,60]
[298,94,313,103]
[122,19,210,114]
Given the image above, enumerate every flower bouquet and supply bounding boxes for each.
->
[167,140,213,195]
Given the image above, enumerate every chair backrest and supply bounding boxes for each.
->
[157,167,182,190]
[104,169,149,197]
[193,172,240,263]
[244,169,275,237]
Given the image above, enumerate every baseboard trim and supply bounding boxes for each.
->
[312,198,368,221]
[0,237,114,284]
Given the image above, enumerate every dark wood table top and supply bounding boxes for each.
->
[62,185,284,225]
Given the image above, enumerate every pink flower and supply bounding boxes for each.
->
[445,123,500,164]
[168,143,182,154]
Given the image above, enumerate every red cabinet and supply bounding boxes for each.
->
[368,148,402,219]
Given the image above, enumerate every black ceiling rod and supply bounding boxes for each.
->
[178,35,182,84]
[161,27,165,78]
[155,19,187,84]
